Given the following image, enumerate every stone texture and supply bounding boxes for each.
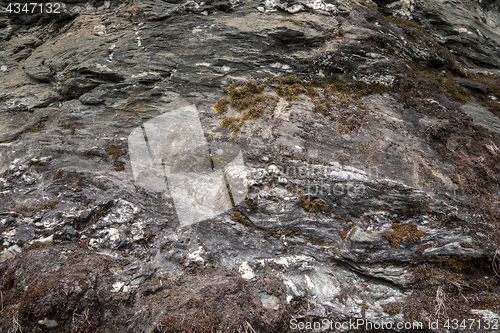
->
[0,0,499,332]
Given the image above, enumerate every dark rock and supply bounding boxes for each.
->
[0,0,499,331]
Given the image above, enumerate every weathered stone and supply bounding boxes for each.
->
[0,0,499,332]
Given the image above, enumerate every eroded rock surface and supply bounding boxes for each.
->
[0,0,499,332]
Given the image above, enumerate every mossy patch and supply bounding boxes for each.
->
[214,97,229,114]
[105,145,124,159]
[264,228,302,239]
[266,76,318,101]
[61,122,76,135]
[217,81,279,135]
[105,145,126,171]
[52,169,84,189]
[381,223,426,247]
[415,242,433,254]
[214,75,388,137]
[12,200,61,217]
[339,223,356,240]
[0,121,45,144]
[301,196,323,213]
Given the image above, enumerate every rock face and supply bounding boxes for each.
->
[372,0,500,71]
[0,0,499,332]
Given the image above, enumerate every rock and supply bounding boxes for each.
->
[374,0,500,71]
[0,0,499,331]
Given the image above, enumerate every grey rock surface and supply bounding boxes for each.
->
[0,0,499,332]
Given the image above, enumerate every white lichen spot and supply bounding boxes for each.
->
[38,319,58,328]
[267,164,280,174]
[112,281,130,293]
[286,4,303,13]
[96,63,113,72]
[186,247,205,266]
[0,245,22,263]
[239,262,255,280]
[93,24,106,36]
[131,72,161,79]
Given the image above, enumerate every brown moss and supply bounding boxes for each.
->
[61,122,76,135]
[105,145,124,159]
[301,197,323,213]
[267,76,318,101]
[213,97,229,114]
[12,200,61,217]
[51,169,84,189]
[268,177,278,188]
[217,81,279,135]
[383,15,425,30]
[0,121,45,144]
[114,163,125,171]
[467,72,500,118]
[415,242,433,254]
[381,223,426,247]
[52,169,63,180]
[215,75,389,137]
[230,207,256,230]
[221,117,241,132]
[228,81,266,108]
[382,302,401,315]
[339,223,356,240]
[264,228,302,238]
[244,198,257,209]
[402,260,500,325]
[338,154,349,166]
[447,257,474,273]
